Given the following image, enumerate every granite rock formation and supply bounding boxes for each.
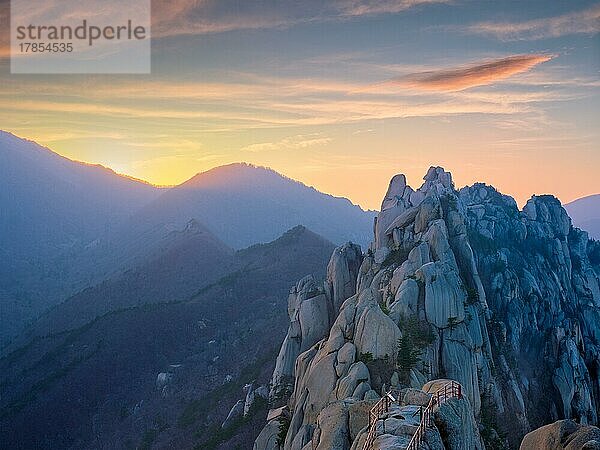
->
[255,167,600,449]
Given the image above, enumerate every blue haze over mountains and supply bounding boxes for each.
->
[1,130,599,449]
[565,194,600,241]
[0,130,374,346]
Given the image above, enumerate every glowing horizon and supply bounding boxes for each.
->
[0,0,598,210]
[6,129,597,212]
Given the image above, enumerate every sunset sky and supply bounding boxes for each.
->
[0,0,598,210]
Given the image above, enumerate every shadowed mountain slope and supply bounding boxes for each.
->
[0,131,160,344]
[15,219,235,343]
[0,225,336,450]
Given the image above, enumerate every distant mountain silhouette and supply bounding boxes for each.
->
[0,131,159,258]
[565,194,600,240]
[0,131,160,343]
[0,132,374,346]
[130,162,375,250]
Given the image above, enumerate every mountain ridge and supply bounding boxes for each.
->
[0,132,375,346]
[253,166,600,450]
[565,193,600,240]
[0,225,337,450]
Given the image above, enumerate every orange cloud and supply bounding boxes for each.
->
[390,54,553,91]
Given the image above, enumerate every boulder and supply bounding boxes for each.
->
[327,243,363,313]
[353,381,371,400]
[381,174,408,211]
[290,424,313,450]
[222,399,244,429]
[303,352,339,424]
[348,400,373,440]
[402,388,431,407]
[433,396,485,450]
[155,372,173,389]
[253,419,281,450]
[244,384,269,416]
[335,342,356,377]
[271,276,332,393]
[298,290,331,352]
[336,362,370,400]
[520,420,600,450]
[389,278,420,323]
[364,390,380,401]
[355,301,401,360]
[315,401,351,450]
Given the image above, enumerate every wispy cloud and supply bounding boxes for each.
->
[334,0,449,16]
[463,4,600,40]
[152,0,449,37]
[387,54,553,91]
[0,62,577,131]
[241,134,332,152]
[0,0,451,58]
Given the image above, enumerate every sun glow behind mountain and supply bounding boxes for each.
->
[0,0,598,209]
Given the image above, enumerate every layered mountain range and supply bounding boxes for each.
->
[0,131,374,347]
[2,131,599,449]
[254,167,600,450]
[0,224,336,449]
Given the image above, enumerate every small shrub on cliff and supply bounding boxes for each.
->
[396,316,435,383]
[358,352,374,364]
[396,335,421,377]
[480,393,509,450]
[398,316,435,348]
[447,316,459,330]
[276,415,291,446]
[270,380,292,409]
[378,299,390,315]
[465,286,479,305]
[382,245,411,268]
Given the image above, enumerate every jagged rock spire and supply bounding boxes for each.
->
[256,165,600,450]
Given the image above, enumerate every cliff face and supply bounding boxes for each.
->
[459,185,600,432]
[255,167,600,450]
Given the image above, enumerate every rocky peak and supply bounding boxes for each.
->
[420,166,454,194]
[524,194,572,238]
[255,166,600,450]
[374,167,456,263]
[380,174,408,211]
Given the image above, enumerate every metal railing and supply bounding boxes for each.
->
[405,381,462,450]
[361,381,462,450]
[362,390,397,450]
